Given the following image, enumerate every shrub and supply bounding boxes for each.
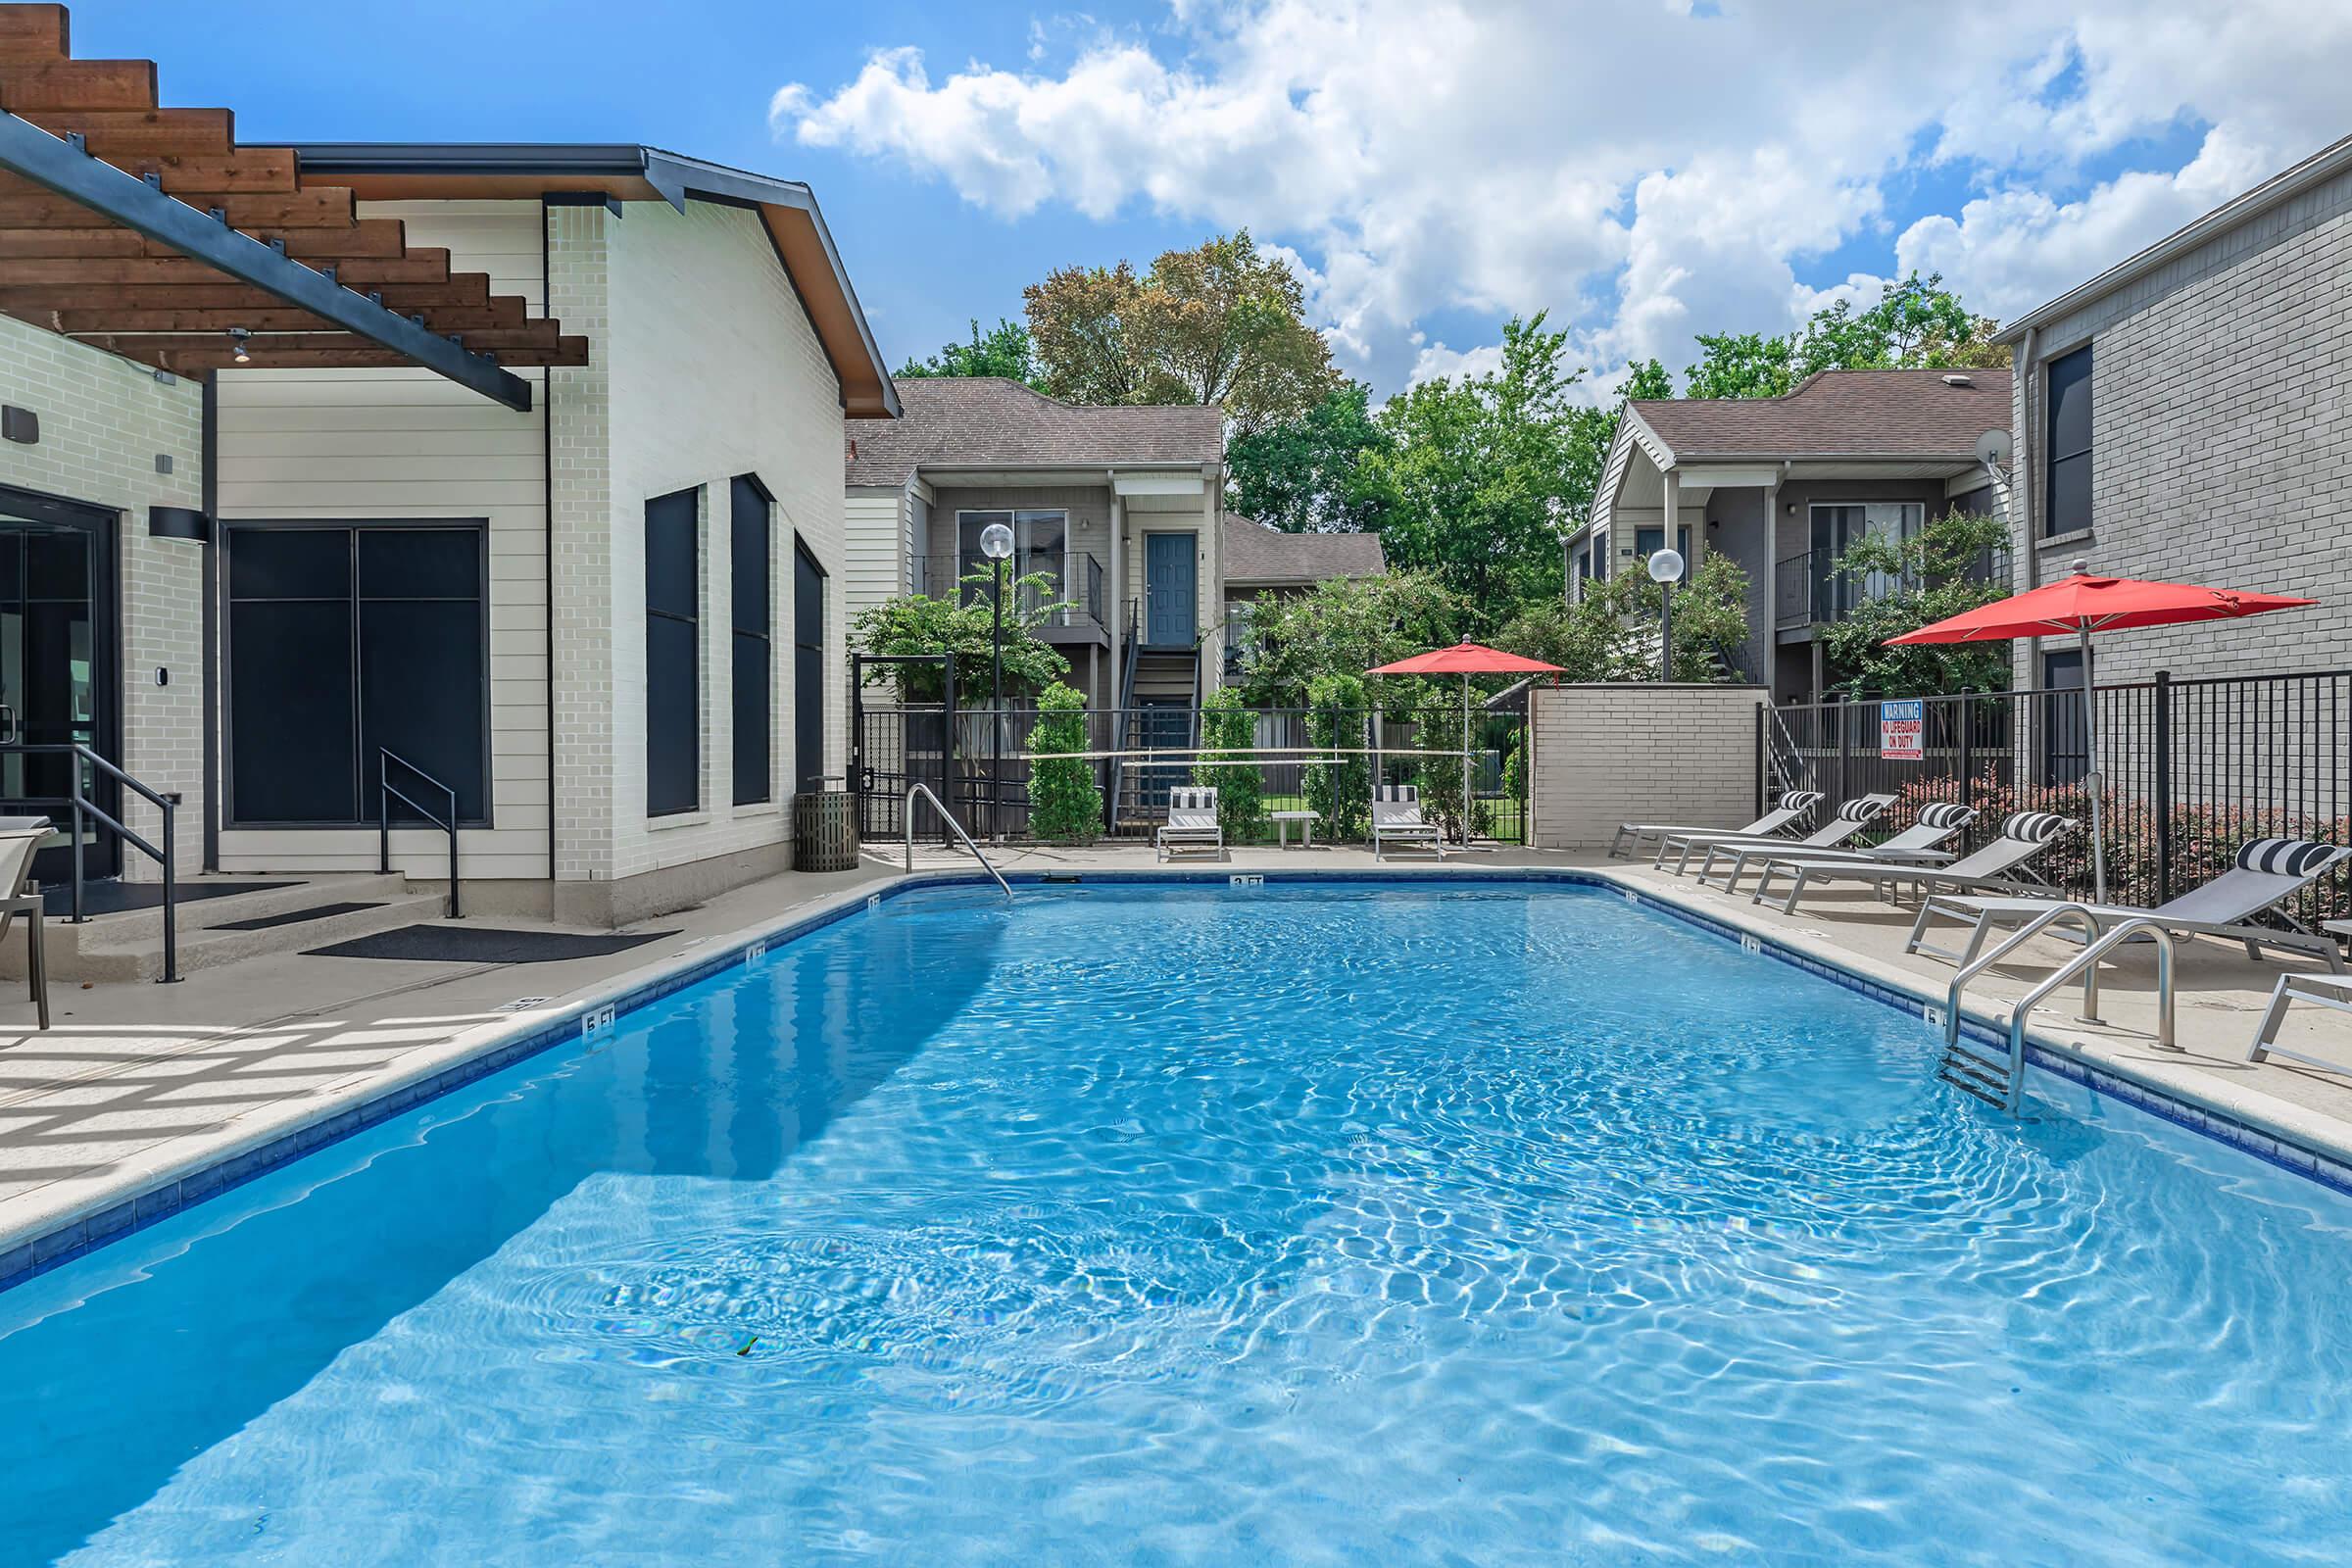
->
[1304,671,1371,840]
[1026,682,1102,843]
[1194,688,1269,842]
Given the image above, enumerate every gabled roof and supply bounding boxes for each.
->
[1628,368,2012,461]
[291,142,899,417]
[845,377,1222,486]
[1223,516,1384,587]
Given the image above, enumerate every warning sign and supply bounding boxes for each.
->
[1880,699,1924,760]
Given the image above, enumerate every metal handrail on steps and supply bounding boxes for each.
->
[0,741,180,983]
[1941,904,2179,1112]
[905,782,1011,899]
[378,748,462,918]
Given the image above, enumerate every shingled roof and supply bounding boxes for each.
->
[1628,368,2012,460]
[1223,516,1385,587]
[844,377,1223,487]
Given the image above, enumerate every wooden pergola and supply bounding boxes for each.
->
[0,4,585,410]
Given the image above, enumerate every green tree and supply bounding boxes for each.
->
[1356,315,1591,625]
[1023,230,1337,429]
[1492,554,1753,684]
[1816,511,2013,696]
[1684,330,1796,399]
[849,570,1070,701]
[1303,670,1372,841]
[1026,680,1102,842]
[1681,273,2007,400]
[1619,358,1674,402]
[1193,687,1267,843]
[1237,570,1466,707]
[1225,380,1392,533]
[896,318,1041,384]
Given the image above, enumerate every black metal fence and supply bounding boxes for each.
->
[1767,667,2352,920]
[856,701,1529,848]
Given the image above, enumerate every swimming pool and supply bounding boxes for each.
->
[4,879,2350,1564]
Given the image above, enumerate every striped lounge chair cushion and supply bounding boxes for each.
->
[1917,803,1975,829]
[1781,790,1825,815]
[2236,838,2344,876]
[1836,797,1887,822]
[1170,788,1217,811]
[2004,810,2071,844]
[1376,785,1419,804]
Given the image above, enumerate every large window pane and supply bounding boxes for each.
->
[360,528,480,600]
[731,475,772,806]
[2046,344,2093,458]
[2046,452,2092,537]
[794,543,826,794]
[645,490,703,817]
[732,637,769,806]
[645,489,701,619]
[362,600,486,822]
[229,527,347,601]
[230,599,356,821]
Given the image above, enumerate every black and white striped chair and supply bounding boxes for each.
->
[1657,793,1894,876]
[1371,784,1445,860]
[1911,834,2352,972]
[1698,800,1981,895]
[1754,808,2071,917]
[1609,789,1823,860]
[1156,786,1224,861]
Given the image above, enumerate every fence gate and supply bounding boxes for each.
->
[851,653,956,845]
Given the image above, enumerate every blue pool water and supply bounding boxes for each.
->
[4,880,2352,1564]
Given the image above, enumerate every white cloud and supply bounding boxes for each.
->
[1406,337,1502,386]
[774,0,2352,391]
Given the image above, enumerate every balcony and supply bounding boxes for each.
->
[1776,546,2008,631]
[915,551,1107,635]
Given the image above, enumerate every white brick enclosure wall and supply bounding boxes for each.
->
[551,199,849,923]
[2010,159,2352,684]
[1528,684,1765,852]
[0,318,206,879]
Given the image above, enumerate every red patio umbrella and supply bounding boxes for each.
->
[1886,563,2317,900]
[1367,642,1565,844]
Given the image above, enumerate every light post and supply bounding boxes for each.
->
[980,521,1014,837]
[1648,547,1684,682]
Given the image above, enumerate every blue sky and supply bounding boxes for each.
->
[69,1,2352,400]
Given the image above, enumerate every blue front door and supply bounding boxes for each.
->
[1145,533,1196,646]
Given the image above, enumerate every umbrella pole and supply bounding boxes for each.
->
[1461,673,1472,848]
[2080,621,2107,904]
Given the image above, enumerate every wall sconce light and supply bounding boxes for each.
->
[228,327,253,364]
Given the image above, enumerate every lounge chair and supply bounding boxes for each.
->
[1156,787,1225,861]
[1654,794,1895,876]
[1609,790,1823,860]
[1907,837,2352,971]
[0,815,50,1029]
[1748,808,2073,915]
[1372,784,1446,860]
[1696,802,1979,893]
[2247,970,2352,1075]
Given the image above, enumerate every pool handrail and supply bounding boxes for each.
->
[1944,903,2179,1112]
[905,782,1012,899]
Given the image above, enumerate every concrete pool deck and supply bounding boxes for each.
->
[5,841,2352,1279]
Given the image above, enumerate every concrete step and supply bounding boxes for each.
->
[0,875,446,985]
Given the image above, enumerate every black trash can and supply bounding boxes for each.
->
[792,790,860,872]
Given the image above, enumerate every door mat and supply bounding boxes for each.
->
[302,925,674,963]
[214,901,382,932]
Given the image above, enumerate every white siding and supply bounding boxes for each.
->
[213,200,550,881]
[843,486,908,624]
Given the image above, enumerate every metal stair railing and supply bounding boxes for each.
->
[904,782,1011,899]
[378,749,463,918]
[6,742,184,983]
[1939,905,2179,1111]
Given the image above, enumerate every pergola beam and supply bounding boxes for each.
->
[0,108,531,407]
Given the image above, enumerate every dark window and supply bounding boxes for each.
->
[730,475,773,807]
[2044,344,2092,537]
[2041,648,2087,786]
[645,488,702,817]
[794,540,826,794]
[226,523,486,826]
[1633,524,1691,563]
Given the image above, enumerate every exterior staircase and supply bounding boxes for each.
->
[0,873,451,984]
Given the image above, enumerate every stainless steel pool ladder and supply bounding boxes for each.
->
[904,782,1011,899]
[1939,905,2179,1112]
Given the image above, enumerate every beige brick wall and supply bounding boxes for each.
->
[1528,683,1765,851]
[0,318,206,878]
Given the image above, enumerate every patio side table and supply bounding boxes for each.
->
[1271,809,1320,849]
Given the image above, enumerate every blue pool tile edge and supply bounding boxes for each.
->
[5,865,2348,1294]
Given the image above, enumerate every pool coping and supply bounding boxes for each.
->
[5,864,2350,1293]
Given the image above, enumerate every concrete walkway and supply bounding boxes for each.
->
[5,840,2351,1265]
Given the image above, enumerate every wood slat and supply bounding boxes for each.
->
[148,337,587,371]
[0,217,407,260]
[100,149,298,194]
[0,5,68,63]
[0,184,352,227]
[87,324,572,355]
[0,58,156,113]
[48,301,525,332]
[0,248,451,285]
[0,272,498,313]
[13,107,232,158]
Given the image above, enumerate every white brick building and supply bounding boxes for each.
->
[1995,133,2352,687]
[0,103,896,922]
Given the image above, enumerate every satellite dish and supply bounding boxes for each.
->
[1974,428,2013,469]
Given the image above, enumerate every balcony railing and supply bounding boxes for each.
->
[915,550,1106,632]
[1776,545,2009,630]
